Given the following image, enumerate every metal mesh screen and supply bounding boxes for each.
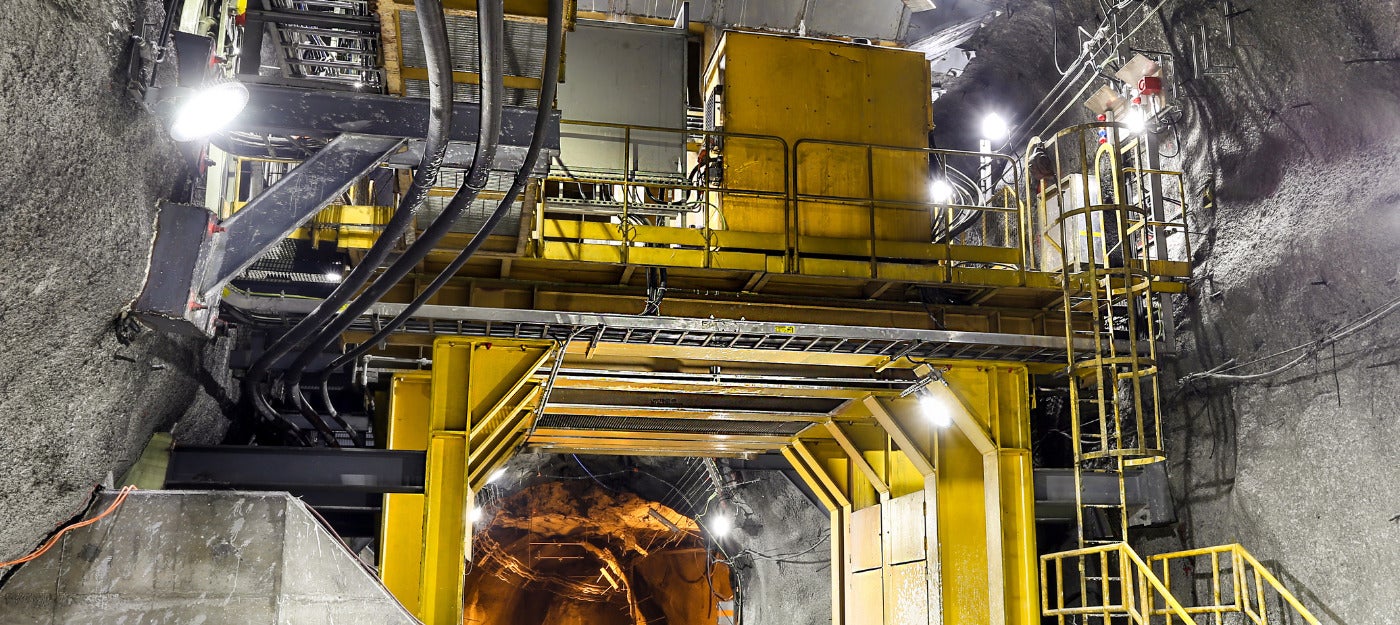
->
[419,169,523,234]
[399,9,546,106]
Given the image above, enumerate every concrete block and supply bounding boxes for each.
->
[0,593,56,625]
[0,492,415,625]
[278,598,416,625]
[154,494,284,596]
[52,595,277,625]
[55,494,171,597]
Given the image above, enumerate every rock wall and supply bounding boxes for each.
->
[0,0,232,563]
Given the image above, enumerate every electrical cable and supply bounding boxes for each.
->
[280,0,510,433]
[998,0,1170,153]
[0,486,135,571]
[304,0,564,390]
[1180,293,1400,384]
[573,454,617,492]
[241,0,454,445]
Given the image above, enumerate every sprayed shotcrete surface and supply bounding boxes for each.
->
[0,0,233,563]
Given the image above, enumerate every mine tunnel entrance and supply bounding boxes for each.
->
[465,479,733,625]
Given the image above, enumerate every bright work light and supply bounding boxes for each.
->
[169,81,250,142]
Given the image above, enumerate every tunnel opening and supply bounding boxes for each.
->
[465,478,733,625]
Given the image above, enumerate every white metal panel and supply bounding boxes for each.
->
[804,0,908,41]
[885,561,931,625]
[555,20,688,175]
[884,490,927,565]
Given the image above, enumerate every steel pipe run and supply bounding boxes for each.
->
[312,0,566,393]
[241,0,455,446]
[281,0,515,435]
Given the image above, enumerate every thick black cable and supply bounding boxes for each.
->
[310,0,564,381]
[241,0,454,445]
[281,0,509,429]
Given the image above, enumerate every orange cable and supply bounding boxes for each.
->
[0,486,137,569]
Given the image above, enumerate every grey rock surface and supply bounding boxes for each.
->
[0,0,233,563]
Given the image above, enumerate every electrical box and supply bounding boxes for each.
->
[554,20,688,177]
[704,31,934,244]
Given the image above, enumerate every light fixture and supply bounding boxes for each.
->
[919,393,952,428]
[169,81,250,142]
[486,468,506,484]
[1123,108,1147,134]
[930,178,955,204]
[708,514,732,538]
[469,507,483,523]
[324,270,343,283]
[981,112,1010,142]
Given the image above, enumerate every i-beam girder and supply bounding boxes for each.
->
[164,445,1172,523]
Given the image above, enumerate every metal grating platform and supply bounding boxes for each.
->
[224,291,1088,365]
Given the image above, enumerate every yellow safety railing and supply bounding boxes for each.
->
[537,119,1052,282]
[1149,544,1322,625]
[538,119,791,271]
[792,138,1029,277]
[1041,543,1198,624]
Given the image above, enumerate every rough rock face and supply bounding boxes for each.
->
[0,0,232,563]
[938,1,1400,622]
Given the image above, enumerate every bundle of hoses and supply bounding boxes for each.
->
[244,0,565,446]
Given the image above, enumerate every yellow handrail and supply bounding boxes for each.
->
[1041,542,1198,624]
[1149,544,1322,625]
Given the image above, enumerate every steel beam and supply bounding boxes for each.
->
[165,446,425,493]
[222,289,1085,365]
[202,133,404,298]
[167,445,1173,524]
[225,83,560,151]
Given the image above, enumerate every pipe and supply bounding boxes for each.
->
[310,0,564,383]
[241,0,454,445]
[280,0,510,431]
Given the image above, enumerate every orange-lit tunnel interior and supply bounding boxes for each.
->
[465,480,733,625]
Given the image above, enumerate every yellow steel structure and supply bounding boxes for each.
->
[1040,543,1197,624]
[1040,542,1323,625]
[381,336,1043,625]
[1148,544,1322,625]
[381,338,556,625]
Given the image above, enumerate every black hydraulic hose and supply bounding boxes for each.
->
[281,0,513,420]
[312,0,563,381]
[241,0,454,445]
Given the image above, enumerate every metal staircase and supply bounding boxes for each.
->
[1041,542,1323,625]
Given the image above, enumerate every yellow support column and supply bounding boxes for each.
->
[381,372,431,614]
[382,338,555,625]
[782,443,852,625]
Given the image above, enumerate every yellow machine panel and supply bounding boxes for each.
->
[707,32,933,244]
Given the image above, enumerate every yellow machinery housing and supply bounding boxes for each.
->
[706,32,934,245]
